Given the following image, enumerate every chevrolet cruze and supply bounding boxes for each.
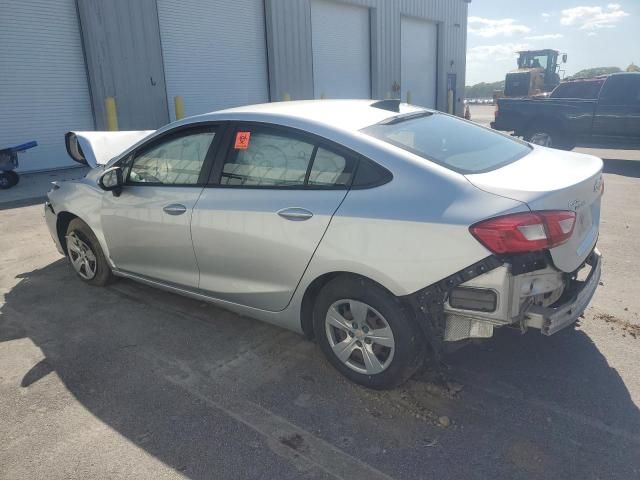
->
[46,100,603,389]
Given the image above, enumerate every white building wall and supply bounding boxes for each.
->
[0,0,94,172]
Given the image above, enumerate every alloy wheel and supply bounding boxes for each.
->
[530,132,552,147]
[324,299,395,375]
[66,232,98,280]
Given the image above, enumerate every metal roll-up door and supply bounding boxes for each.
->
[311,0,371,99]
[0,0,94,172]
[401,16,438,108]
[157,0,270,121]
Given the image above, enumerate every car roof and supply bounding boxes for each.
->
[184,99,429,133]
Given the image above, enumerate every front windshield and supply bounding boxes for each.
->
[362,113,532,174]
[520,54,549,69]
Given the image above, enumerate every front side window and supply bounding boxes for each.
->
[220,127,357,188]
[128,130,216,185]
[362,113,531,174]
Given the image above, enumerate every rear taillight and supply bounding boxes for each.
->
[470,210,576,254]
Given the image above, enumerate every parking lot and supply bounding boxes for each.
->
[1,113,639,479]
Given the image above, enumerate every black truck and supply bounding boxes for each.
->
[491,72,640,150]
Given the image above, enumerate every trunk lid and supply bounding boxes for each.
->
[465,146,603,272]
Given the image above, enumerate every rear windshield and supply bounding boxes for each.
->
[362,113,531,174]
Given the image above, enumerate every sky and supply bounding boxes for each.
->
[466,1,640,85]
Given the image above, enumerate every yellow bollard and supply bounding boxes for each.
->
[406,91,412,105]
[448,89,454,115]
[174,95,185,120]
[104,97,118,131]
[283,93,291,101]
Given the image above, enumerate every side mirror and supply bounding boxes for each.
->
[562,54,568,64]
[98,166,123,196]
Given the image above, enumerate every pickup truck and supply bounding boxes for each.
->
[491,72,640,150]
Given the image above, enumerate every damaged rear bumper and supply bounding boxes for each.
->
[405,249,602,356]
[525,249,601,335]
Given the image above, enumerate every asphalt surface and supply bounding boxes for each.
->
[1,114,639,479]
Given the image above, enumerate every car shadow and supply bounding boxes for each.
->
[602,158,640,178]
[2,260,639,479]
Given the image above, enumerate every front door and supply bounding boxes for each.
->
[191,124,357,311]
[101,125,219,287]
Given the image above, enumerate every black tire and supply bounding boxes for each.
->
[6,171,19,186]
[0,172,12,189]
[65,218,115,286]
[524,123,575,151]
[313,276,425,390]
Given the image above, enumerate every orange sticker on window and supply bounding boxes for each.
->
[234,131,251,150]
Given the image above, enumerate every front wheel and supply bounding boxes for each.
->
[313,276,425,389]
[65,218,115,286]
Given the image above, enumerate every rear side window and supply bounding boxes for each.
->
[362,113,531,174]
[221,129,314,187]
[599,75,640,105]
[219,126,358,188]
[308,147,355,187]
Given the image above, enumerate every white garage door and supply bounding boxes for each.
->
[157,0,269,121]
[401,16,438,108]
[0,0,94,172]
[311,0,371,99]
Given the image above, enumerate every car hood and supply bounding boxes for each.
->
[465,146,604,272]
[65,130,155,168]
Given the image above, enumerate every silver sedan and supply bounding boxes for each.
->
[46,100,603,389]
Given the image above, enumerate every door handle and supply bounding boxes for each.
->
[163,203,187,215]
[277,207,313,221]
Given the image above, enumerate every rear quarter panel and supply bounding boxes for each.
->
[301,145,529,297]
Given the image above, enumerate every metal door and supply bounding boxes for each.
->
[401,16,438,108]
[311,0,371,99]
[77,0,170,130]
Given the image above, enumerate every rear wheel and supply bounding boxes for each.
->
[65,219,115,286]
[313,276,425,389]
[6,171,19,186]
[524,124,575,151]
[0,172,12,189]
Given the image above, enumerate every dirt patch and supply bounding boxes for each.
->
[596,313,640,339]
[347,374,462,428]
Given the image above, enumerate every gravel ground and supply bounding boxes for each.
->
[1,124,639,479]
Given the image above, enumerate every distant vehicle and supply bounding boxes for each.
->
[503,49,567,98]
[47,100,603,389]
[492,72,640,150]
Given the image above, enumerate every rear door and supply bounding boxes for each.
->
[101,124,220,287]
[191,124,357,311]
[592,75,640,143]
